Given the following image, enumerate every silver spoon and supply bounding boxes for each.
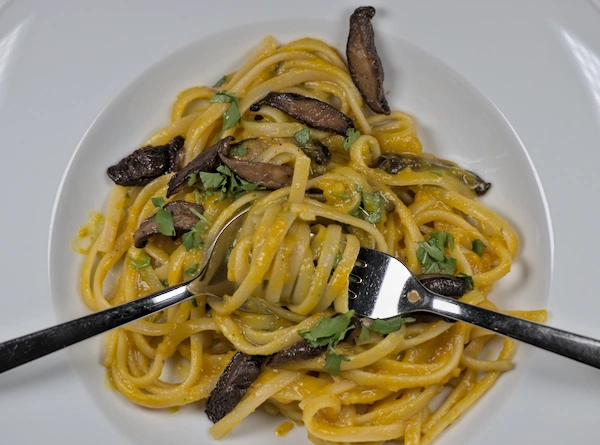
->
[0,207,249,374]
[349,247,600,369]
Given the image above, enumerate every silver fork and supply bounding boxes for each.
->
[0,207,249,375]
[348,247,600,370]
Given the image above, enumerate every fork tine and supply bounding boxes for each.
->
[348,247,415,319]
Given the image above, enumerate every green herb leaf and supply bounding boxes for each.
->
[343,128,361,150]
[231,145,248,157]
[188,171,198,187]
[129,252,151,269]
[324,351,349,377]
[430,231,455,251]
[430,169,443,177]
[182,220,208,251]
[222,100,241,133]
[472,239,485,256]
[200,171,227,190]
[361,191,384,224]
[200,164,260,202]
[189,207,203,220]
[213,75,226,88]
[371,316,415,336]
[125,192,130,199]
[359,324,371,342]
[184,264,199,278]
[194,189,202,205]
[182,231,195,251]
[459,272,474,288]
[350,186,384,224]
[294,128,311,147]
[160,279,169,288]
[151,197,165,208]
[418,240,446,262]
[155,208,176,236]
[190,208,212,226]
[298,310,355,348]
[417,231,457,274]
[210,91,238,104]
[189,297,199,308]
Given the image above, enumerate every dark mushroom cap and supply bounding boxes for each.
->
[376,152,492,196]
[205,352,266,423]
[218,141,294,189]
[107,136,184,186]
[166,137,234,198]
[230,137,331,176]
[250,92,354,136]
[264,339,326,367]
[413,273,473,323]
[416,273,473,297]
[347,6,390,115]
[133,200,204,248]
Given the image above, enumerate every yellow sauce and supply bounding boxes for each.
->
[71,210,104,254]
[275,421,294,437]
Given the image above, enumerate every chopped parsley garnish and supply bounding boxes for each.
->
[221,101,241,133]
[194,189,202,205]
[298,310,355,377]
[210,91,241,140]
[324,353,349,376]
[199,171,226,189]
[188,172,199,187]
[189,297,199,308]
[129,252,151,269]
[184,263,200,278]
[160,279,169,288]
[351,186,384,224]
[151,195,175,236]
[343,128,361,150]
[189,207,211,226]
[472,239,485,257]
[213,75,226,88]
[155,208,176,236]
[298,310,355,347]
[294,128,311,147]
[125,192,130,199]
[359,323,371,341]
[230,145,248,157]
[430,169,443,177]
[361,190,384,224]
[210,91,238,104]
[182,214,210,251]
[200,164,259,202]
[417,231,457,274]
[151,197,165,208]
[371,315,415,336]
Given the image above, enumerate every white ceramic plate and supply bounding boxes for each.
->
[1,1,600,444]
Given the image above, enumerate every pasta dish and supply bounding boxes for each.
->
[74,7,546,445]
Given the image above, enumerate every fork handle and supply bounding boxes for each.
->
[0,284,193,374]
[415,288,600,369]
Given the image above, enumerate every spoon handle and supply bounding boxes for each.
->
[0,284,193,374]
[416,288,600,369]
